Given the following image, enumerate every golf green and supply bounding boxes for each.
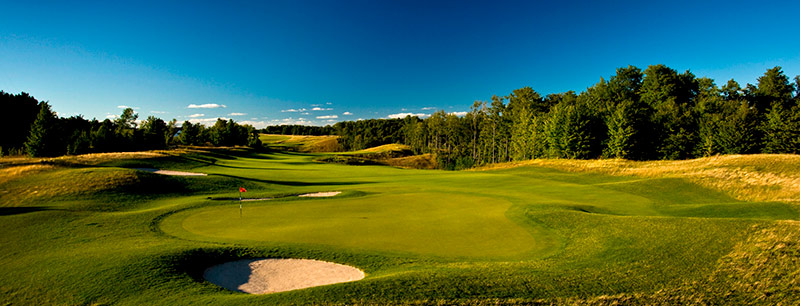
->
[167,193,543,258]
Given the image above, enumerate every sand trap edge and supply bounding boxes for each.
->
[298,191,342,197]
[134,168,208,176]
[203,258,365,294]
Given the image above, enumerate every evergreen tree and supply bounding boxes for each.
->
[140,116,168,150]
[604,99,637,158]
[762,104,800,153]
[25,102,60,157]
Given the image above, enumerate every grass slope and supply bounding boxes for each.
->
[1,147,799,305]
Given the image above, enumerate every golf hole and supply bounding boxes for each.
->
[203,258,365,294]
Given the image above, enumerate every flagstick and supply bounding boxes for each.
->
[239,188,242,218]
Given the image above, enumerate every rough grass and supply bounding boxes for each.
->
[318,144,436,169]
[260,134,341,152]
[476,154,800,203]
[1,149,799,305]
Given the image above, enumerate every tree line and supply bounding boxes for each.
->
[1,91,262,157]
[318,65,799,169]
[404,65,800,169]
[261,124,334,136]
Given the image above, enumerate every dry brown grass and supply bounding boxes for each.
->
[476,154,800,203]
[0,151,167,168]
[305,136,342,152]
[0,164,56,185]
[357,144,412,153]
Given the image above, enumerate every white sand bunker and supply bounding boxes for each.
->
[298,191,342,197]
[204,258,364,294]
[134,168,207,176]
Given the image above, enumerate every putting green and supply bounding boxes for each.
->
[166,193,546,258]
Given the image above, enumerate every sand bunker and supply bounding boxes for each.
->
[240,198,273,202]
[298,191,342,197]
[203,258,364,294]
[134,168,207,176]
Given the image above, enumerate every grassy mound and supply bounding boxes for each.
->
[260,134,341,152]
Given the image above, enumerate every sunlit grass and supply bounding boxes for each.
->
[1,149,798,304]
[477,154,800,203]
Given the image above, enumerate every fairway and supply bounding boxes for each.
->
[2,147,800,305]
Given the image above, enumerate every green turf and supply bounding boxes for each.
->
[1,145,799,305]
[169,193,542,258]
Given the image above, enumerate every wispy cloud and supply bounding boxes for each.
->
[311,107,333,111]
[150,110,168,114]
[326,102,333,105]
[228,112,246,116]
[117,105,140,110]
[421,107,437,110]
[316,115,338,119]
[187,103,226,109]
[387,112,430,119]
[271,118,317,126]
[281,108,306,113]
[449,111,468,116]
[188,113,205,118]
[342,111,353,115]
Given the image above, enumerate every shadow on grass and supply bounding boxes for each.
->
[0,206,56,216]
[211,173,372,187]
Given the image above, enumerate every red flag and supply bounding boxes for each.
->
[239,187,247,193]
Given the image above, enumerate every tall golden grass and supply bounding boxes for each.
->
[476,154,800,203]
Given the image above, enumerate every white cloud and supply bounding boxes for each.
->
[421,107,436,110]
[449,111,468,116]
[342,111,353,115]
[326,102,333,105]
[188,117,229,125]
[150,110,168,114]
[239,120,268,129]
[316,115,338,119]
[387,112,430,119]
[228,112,246,116]
[311,107,333,111]
[271,117,317,126]
[301,112,310,115]
[117,105,140,110]
[187,103,226,109]
[188,113,205,118]
[281,108,306,112]
[106,114,118,119]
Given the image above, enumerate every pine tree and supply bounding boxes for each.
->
[605,100,637,158]
[25,102,59,157]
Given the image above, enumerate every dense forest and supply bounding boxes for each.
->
[261,124,334,136]
[332,65,800,169]
[0,91,261,157]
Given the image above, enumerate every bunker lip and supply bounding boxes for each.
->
[134,168,208,176]
[298,191,342,197]
[208,191,342,201]
[203,258,365,294]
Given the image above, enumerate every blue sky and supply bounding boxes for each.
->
[2,0,799,127]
